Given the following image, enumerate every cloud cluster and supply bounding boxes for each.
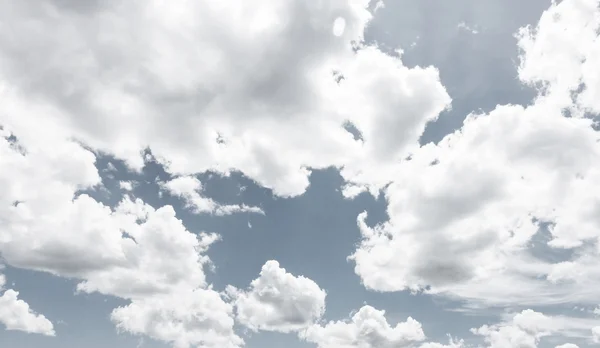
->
[472,309,600,348]
[1,0,600,346]
[227,260,326,333]
[0,123,242,346]
[300,305,426,348]
[161,176,264,216]
[350,0,600,307]
[0,0,449,343]
[0,0,448,198]
[0,271,54,336]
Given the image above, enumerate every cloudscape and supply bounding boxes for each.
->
[1,0,600,347]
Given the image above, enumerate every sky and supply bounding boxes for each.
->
[1,0,600,348]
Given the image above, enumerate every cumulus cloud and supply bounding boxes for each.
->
[592,326,600,343]
[517,0,600,113]
[0,0,449,198]
[349,0,600,307]
[227,260,326,333]
[0,272,55,336]
[111,288,242,348]
[0,0,447,343]
[472,310,553,348]
[0,126,238,347]
[161,176,264,216]
[0,290,55,336]
[119,181,134,191]
[472,309,600,348]
[419,340,466,348]
[1,0,600,346]
[300,305,426,348]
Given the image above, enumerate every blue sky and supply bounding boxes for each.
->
[1,1,600,348]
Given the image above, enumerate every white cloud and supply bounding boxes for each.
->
[0,5,451,345]
[161,176,264,216]
[119,181,134,191]
[227,260,326,333]
[0,127,238,346]
[592,326,600,343]
[517,0,600,114]
[472,310,600,348]
[472,310,553,348]
[419,338,466,348]
[457,22,479,34]
[300,305,426,348]
[105,162,118,172]
[112,288,242,348]
[555,344,579,348]
[74,198,219,299]
[349,0,600,308]
[0,272,55,336]
[0,0,449,345]
[0,0,449,198]
[2,0,599,346]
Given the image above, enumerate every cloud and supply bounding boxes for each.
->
[0,0,449,198]
[111,288,242,348]
[0,127,238,346]
[472,309,600,348]
[457,22,479,34]
[472,310,553,348]
[1,0,599,346]
[227,260,326,333]
[119,181,134,191]
[0,272,55,336]
[349,0,600,308]
[0,0,450,345]
[517,0,600,114]
[300,307,600,348]
[161,176,264,216]
[592,326,600,343]
[300,305,426,348]
[419,340,466,348]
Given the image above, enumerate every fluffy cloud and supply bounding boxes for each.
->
[419,340,465,348]
[592,326,600,343]
[350,0,600,307]
[0,290,55,336]
[472,310,553,348]
[0,0,451,345]
[227,260,326,333]
[0,126,213,296]
[119,181,134,191]
[0,0,449,198]
[0,125,240,346]
[0,0,451,342]
[472,310,600,348]
[0,272,55,336]
[517,0,600,114]
[74,198,218,299]
[2,0,599,346]
[161,176,264,216]
[301,308,600,348]
[300,305,426,348]
[112,289,242,348]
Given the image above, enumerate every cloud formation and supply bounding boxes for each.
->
[350,0,600,308]
[0,271,54,336]
[0,0,448,198]
[228,260,326,333]
[301,305,426,348]
[161,176,264,216]
[0,0,600,346]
